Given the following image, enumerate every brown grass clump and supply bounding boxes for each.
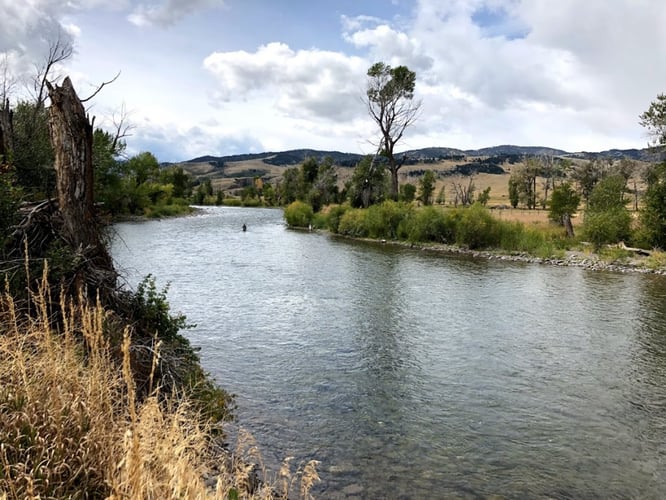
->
[0,266,319,499]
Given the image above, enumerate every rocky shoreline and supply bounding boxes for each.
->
[338,236,666,276]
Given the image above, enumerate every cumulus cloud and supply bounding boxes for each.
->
[344,23,433,72]
[128,0,225,27]
[203,42,368,122]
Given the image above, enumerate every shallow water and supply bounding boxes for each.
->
[111,206,666,498]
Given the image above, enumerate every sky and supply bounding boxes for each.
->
[1,0,665,162]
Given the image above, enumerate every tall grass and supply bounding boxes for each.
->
[0,266,319,499]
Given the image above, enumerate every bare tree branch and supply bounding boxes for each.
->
[81,71,121,103]
[33,30,74,109]
[110,102,135,155]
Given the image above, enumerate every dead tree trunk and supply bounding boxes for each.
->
[46,77,115,290]
[562,213,575,238]
[0,98,12,162]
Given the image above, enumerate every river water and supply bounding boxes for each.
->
[110,206,666,498]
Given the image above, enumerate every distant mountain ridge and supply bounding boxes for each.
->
[184,145,657,167]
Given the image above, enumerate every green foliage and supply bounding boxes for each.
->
[405,205,455,243]
[639,163,666,248]
[311,211,328,229]
[309,156,339,211]
[276,156,339,211]
[549,183,580,224]
[337,208,369,237]
[400,183,416,202]
[0,166,21,249]
[284,200,313,227]
[326,204,350,233]
[127,152,160,186]
[130,275,192,342]
[510,159,539,209]
[241,184,258,201]
[279,167,302,205]
[365,200,412,239]
[240,197,262,207]
[640,93,666,147]
[508,176,519,208]
[329,200,575,258]
[142,202,192,218]
[436,185,446,205]
[477,186,491,206]
[456,203,501,249]
[221,197,243,207]
[366,62,419,199]
[93,129,126,214]
[347,155,386,208]
[587,174,628,211]
[583,175,632,248]
[125,275,234,422]
[583,209,632,248]
[301,156,319,185]
[12,101,55,198]
[262,183,276,206]
[161,166,191,199]
[571,159,605,205]
[419,170,436,205]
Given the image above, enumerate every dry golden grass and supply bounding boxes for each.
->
[0,265,319,499]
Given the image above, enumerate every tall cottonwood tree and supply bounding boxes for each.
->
[640,93,666,148]
[639,94,666,247]
[365,62,420,200]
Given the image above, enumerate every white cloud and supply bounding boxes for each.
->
[3,0,664,159]
[128,0,226,27]
[344,23,433,72]
[203,42,368,123]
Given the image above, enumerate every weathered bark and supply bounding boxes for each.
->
[562,213,575,238]
[0,98,12,161]
[46,77,114,288]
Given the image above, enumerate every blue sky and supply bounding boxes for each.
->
[2,0,665,162]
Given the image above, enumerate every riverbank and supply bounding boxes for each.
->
[0,276,318,498]
[331,235,666,276]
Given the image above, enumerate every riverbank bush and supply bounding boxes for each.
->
[0,273,319,499]
[284,200,314,227]
[324,204,350,233]
[306,201,578,259]
[456,203,502,249]
[404,205,456,243]
[338,207,369,237]
[365,201,412,239]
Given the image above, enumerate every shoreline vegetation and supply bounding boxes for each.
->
[283,200,666,276]
[0,76,319,498]
[0,265,319,499]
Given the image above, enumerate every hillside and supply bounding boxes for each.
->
[172,144,657,199]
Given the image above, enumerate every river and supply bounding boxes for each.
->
[110,206,666,498]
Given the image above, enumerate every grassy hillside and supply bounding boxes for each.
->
[174,147,652,208]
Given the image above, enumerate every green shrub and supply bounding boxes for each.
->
[222,197,242,207]
[241,197,262,207]
[583,208,632,248]
[405,206,455,243]
[456,203,501,249]
[326,204,350,233]
[311,211,328,229]
[143,203,193,218]
[338,208,369,237]
[365,201,412,239]
[284,200,313,227]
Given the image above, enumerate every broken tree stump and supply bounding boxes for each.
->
[46,76,115,290]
